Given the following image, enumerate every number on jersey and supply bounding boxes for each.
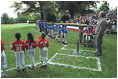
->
[16,46,22,51]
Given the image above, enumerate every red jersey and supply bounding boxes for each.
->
[1,40,5,51]
[92,29,95,33]
[86,31,90,35]
[38,36,42,41]
[38,38,49,48]
[11,40,25,51]
[25,40,37,49]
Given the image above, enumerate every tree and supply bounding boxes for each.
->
[46,13,56,22]
[39,1,44,20]
[11,1,53,20]
[17,12,39,21]
[56,1,97,18]
[9,18,15,24]
[60,15,70,22]
[15,17,27,23]
[11,1,98,22]
[43,1,58,19]
[98,1,109,12]
[1,13,10,24]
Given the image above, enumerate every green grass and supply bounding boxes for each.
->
[1,24,117,78]
[52,54,98,68]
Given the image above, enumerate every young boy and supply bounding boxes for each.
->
[61,24,68,44]
[25,33,37,69]
[54,24,60,40]
[57,26,62,42]
[1,40,7,77]
[47,24,52,37]
[38,32,49,67]
[11,33,25,72]
[50,24,55,39]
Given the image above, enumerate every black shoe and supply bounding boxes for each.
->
[94,51,97,54]
[64,42,67,45]
[41,65,47,68]
[97,54,102,56]
[17,69,20,72]
[94,53,97,55]
[41,65,45,68]
[44,65,47,67]
[32,66,36,69]
[22,68,25,71]
[95,53,102,56]
[17,67,20,72]
[62,42,64,44]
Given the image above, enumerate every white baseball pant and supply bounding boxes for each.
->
[40,47,48,66]
[51,29,54,38]
[62,33,67,43]
[15,50,25,69]
[57,32,61,42]
[85,35,91,41]
[27,48,36,67]
[55,32,58,40]
[1,50,7,74]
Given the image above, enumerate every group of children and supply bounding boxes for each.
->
[47,24,68,44]
[1,32,49,77]
[36,20,47,33]
[36,21,68,44]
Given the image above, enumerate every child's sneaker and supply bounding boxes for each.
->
[22,68,25,71]
[28,65,36,69]
[17,67,20,72]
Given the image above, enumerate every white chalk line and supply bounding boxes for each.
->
[1,62,41,72]
[60,45,102,71]
[48,53,102,71]
[61,45,95,52]
[56,53,102,71]
[1,61,52,72]
[31,28,40,33]
[3,52,101,72]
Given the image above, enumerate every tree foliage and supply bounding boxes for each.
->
[60,15,70,22]
[9,18,15,24]
[11,1,98,22]
[11,1,52,20]
[56,1,97,18]
[46,13,56,22]
[1,13,10,24]
[98,1,109,12]
[15,17,27,23]
[1,13,28,24]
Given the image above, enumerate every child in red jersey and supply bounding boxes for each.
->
[38,32,49,67]
[11,33,25,72]
[1,40,7,77]
[25,33,37,69]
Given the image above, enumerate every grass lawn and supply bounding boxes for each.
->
[51,53,98,68]
[1,24,117,78]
